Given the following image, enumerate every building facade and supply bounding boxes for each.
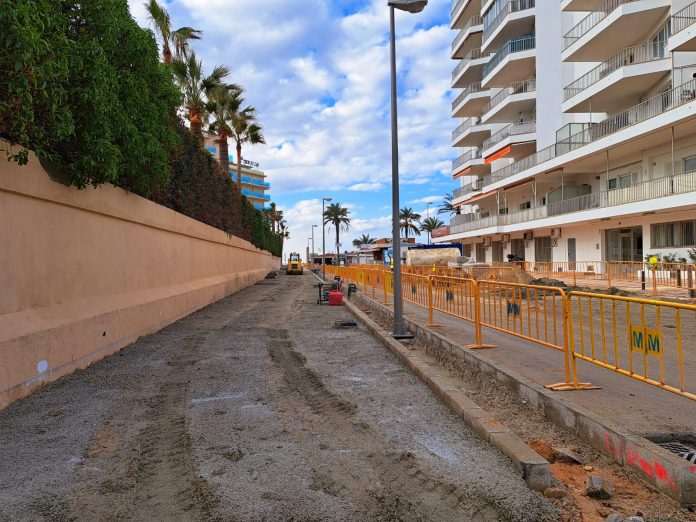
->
[204,140,271,210]
[438,0,696,266]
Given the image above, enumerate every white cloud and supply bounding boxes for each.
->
[408,195,441,204]
[349,182,384,191]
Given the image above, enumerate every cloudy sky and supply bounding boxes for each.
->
[128,0,455,259]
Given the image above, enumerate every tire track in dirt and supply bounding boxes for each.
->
[266,325,503,521]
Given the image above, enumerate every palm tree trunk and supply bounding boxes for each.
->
[335,227,340,263]
[189,106,202,145]
[236,142,243,192]
[163,44,172,65]
[218,131,229,171]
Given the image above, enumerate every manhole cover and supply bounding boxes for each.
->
[334,320,357,328]
[655,439,696,463]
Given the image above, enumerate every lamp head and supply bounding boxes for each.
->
[324,197,333,202]
[388,0,427,13]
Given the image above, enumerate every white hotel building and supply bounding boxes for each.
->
[435,0,696,266]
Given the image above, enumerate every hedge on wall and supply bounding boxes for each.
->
[0,0,180,192]
[2,0,281,257]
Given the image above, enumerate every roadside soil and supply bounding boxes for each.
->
[0,271,562,521]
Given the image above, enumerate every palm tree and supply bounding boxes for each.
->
[145,0,201,65]
[267,203,283,233]
[419,217,445,245]
[323,203,351,259]
[278,220,289,239]
[438,193,461,217]
[230,105,265,191]
[172,52,230,143]
[352,234,376,249]
[399,207,421,239]
[207,85,244,169]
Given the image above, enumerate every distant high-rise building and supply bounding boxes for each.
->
[437,0,696,266]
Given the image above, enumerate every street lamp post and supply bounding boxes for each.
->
[322,197,332,280]
[307,238,311,265]
[388,0,427,339]
[311,224,317,264]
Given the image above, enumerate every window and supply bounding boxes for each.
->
[651,219,696,248]
[534,236,552,262]
[607,174,632,190]
[498,207,509,215]
[684,156,696,174]
[519,201,531,210]
[462,244,472,257]
[511,238,525,260]
[476,243,486,263]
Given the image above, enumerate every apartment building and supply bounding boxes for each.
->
[204,140,271,210]
[438,0,696,267]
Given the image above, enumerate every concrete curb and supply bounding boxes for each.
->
[341,292,553,491]
[346,288,696,505]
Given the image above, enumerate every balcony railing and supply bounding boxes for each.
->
[482,36,535,78]
[451,82,484,110]
[483,120,536,150]
[671,0,696,35]
[450,169,696,235]
[452,148,483,170]
[483,79,696,186]
[563,0,638,51]
[482,78,536,115]
[452,117,482,141]
[563,41,666,101]
[452,16,483,51]
[483,0,535,43]
[452,0,468,15]
[452,48,485,80]
[453,178,485,198]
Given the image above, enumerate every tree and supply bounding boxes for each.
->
[438,193,461,217]
[267,202,283,233]
[207,85,244,169]
[352,234,376,248]
[399,207,421,239]
[323,203,351,259]
[230,104,265,191]
[172,52,230,144]
[145,0,201,65]
[419,217,445,245]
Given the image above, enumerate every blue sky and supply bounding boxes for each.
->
[128,0,455,257]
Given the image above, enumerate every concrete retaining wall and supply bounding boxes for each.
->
[0,148,279,409]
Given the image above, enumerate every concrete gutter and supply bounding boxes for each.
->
[346,289,696,505]
[334,286,552,491]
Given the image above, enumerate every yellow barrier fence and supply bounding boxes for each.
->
[567,292,696,400]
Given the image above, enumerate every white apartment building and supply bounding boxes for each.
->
[437,0,696,267]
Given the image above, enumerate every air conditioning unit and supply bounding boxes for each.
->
[551,237,559,247]
[523,231,534,241]
[501,234,511,243]
[551,228,562,238]
[483,237,492,247]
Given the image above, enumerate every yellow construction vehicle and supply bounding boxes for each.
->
[286,252,303,275]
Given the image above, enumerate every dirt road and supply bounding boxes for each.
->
[0,271,560,521]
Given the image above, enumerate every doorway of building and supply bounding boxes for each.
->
[492,241,503,263]
[567,238,576,270]
[605,226,643,277]
[511,238,525,261]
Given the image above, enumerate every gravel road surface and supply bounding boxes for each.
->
[0,271,560,521]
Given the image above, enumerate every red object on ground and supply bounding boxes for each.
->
[328,291,343,306]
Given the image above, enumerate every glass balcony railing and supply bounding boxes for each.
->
[482,120,536,150]
[482,78,535,115]
[449,169,696,235]
[453,178,485,198]
[483,0,535,43]
[451,82,484,110]
[230,173,270,188]
[451,0,468,15]
[482,79,696,187]
[452,148,483,171]
[563,41,667,101]
[452,116,482,141]
[482,36,535,79]
[452,16,483,51]
[241,189,270,199]
[452,48,485,80]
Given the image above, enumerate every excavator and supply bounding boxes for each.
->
[286,252,303,275]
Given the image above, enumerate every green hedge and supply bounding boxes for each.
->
[2,0,280,257]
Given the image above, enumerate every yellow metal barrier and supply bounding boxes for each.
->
[567,291,696,400]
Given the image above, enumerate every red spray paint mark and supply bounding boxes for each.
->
[691,466,696,474]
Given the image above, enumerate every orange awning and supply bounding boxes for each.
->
[503,177,534,191]
[453,167,471,180]
[484,145,512,164]
[455,189,497,206]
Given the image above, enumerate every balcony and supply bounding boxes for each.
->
[231,173,271,188]
[562,0,671,62]
[452,16,483,59]
[481,36,536,88]
[561,0,604,11]
[482,0,535,55]
[453,178,485,199]
[481,78,536,123]
[668,1,696,52]
[562,41,670,113]
[482,120,536,160]
[242,189,271,200]
[452,149,488,178]
[451,82,491,117]
[452,48,490,88]
[481,79,696,188]
[448,169,696,237]
[451,0,475,28]
[452,117,495,147]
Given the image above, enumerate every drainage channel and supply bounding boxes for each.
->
[652,437,696,464]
